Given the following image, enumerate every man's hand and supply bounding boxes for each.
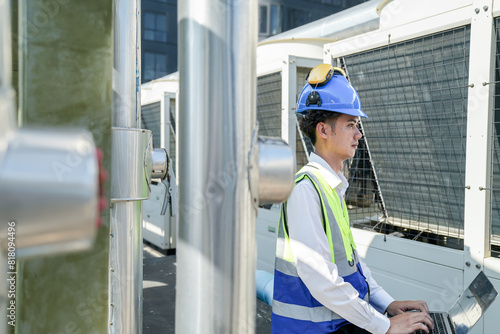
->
[386,300,433,334]
[386,300,430,316]
[387,312,434,334]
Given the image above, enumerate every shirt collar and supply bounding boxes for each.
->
[308,152,349,195]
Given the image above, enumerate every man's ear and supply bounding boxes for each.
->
[316,122,329,139]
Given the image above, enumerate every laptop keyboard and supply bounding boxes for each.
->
[414,312,448,334]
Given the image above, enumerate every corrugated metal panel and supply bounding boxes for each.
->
[344,25,470,249]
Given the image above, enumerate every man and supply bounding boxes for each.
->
[271,64,434,334]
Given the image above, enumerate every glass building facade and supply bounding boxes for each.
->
[141,0,177,83]
[140,0,370,83]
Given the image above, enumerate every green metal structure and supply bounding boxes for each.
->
[13,1,112,332]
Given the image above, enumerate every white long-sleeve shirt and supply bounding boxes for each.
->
[286,152,393,334]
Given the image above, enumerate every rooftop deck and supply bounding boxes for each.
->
[143,244,272,333]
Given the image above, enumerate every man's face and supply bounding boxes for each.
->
[326,113,363,162]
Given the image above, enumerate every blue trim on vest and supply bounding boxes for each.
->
[343,263,369,300]
[272,262,369,333]
[273,266,369,308]
[273,270,323,307]
[271,312,348,334]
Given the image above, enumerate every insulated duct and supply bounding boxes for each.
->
[1,0,101,332]
[177,0,259,332]
[178,0,294,332]
[109,1,170,333]
[0,0,98,277]
[109,0,144,332]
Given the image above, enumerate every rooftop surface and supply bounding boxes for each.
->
[143,244,272,333]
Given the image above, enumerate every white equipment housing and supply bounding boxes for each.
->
[255,1,500,334]
[141,73,179,251]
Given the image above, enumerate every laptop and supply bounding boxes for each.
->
[413,271,498,334]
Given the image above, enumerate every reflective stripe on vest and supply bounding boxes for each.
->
[272,164,369,333]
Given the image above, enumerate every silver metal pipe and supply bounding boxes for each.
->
[113,0,141,128]
[262,0,380,42]
[177,0,258,332]
[1,3,100,334]
[109,0,143,332]
[108,201,143,334]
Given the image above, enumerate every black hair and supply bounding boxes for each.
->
[298,110,342,145]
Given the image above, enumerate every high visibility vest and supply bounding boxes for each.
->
[271,164,369,334]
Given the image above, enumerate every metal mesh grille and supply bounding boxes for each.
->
[296,67,315,171]
[141,102,161,149]
[343,25,470,249]
[169,99,177,174]
[257,72,282,137]
[491,18,500,258]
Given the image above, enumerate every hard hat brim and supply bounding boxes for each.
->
[296,107,368,118]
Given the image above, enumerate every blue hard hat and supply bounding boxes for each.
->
[296,64,368,118]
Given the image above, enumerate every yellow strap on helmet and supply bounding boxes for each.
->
[307,64,346,86]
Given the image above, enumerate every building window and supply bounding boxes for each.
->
[270,4,281,35]
[144,12,167,42]
[143,52,167,82]
[260,4,281,37]
[259,5,268,35]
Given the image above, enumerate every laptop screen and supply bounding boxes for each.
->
[448,271,498,334]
